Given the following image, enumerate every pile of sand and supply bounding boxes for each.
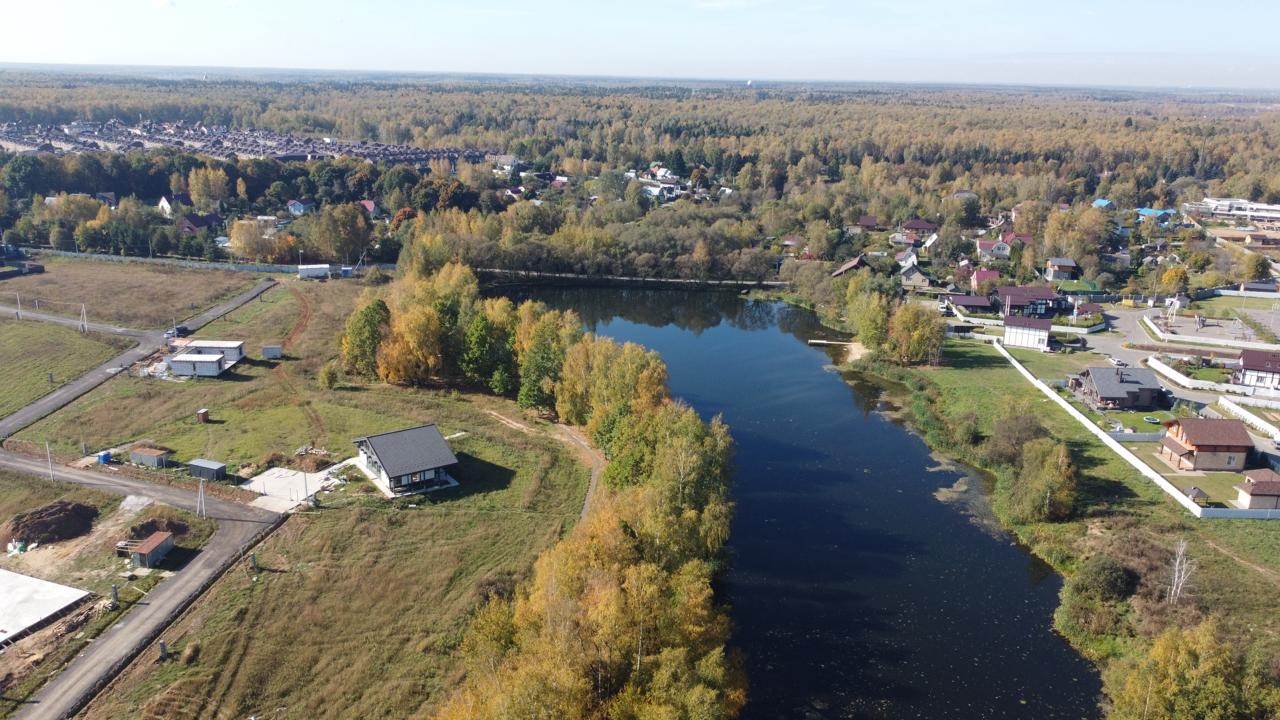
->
[2,501,99,544]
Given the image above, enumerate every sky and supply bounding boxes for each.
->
[3,0,1280,89]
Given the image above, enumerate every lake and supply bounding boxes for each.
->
[510,287,1101,719]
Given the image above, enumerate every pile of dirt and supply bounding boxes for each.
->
[2,501,99,544]
[129,517,190,541]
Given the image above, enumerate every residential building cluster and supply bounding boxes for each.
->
[0,119,496,165]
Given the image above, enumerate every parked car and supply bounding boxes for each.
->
[164,325,191,338]
[1108,357,1128,367]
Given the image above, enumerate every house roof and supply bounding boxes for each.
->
[1171,418,1253,448]
[903,218,937,231]
[130,447,171,458]
[355,424,458,478]
[1047,257,1078,268]
[830,255,864,278]
[996,286,1061,304]
[170,353,223,363]
[134,531,173,556]
[1184,486,1209,500]
[948,295,992,308]
[186,340,244,349]
[1004,315,1052,331]
[1161,436,1193,457]
[858,214,878,227]
[1084,366,1161,399]
[188,458,226,471]
[1077,303,1104,314]
[1240,349,1280,373]
[1239,469,1280,496]
[972,268,1001,283]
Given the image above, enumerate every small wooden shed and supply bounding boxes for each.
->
[129,531,174,569]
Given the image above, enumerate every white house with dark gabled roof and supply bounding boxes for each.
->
[353,424,458,497]
[1235,349,1280,390]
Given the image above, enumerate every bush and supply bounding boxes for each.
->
[1072,554,1135,601]
[317,361,340,390]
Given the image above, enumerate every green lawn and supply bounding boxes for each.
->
[1184,365,1231,383]
[1190,295,1280,318]
[1004,345,1103,380]
[922,340,1280,662]
[0,319,134,418]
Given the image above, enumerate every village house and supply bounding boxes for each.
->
[895,249,918,269]
[1235,349,1280,389]
[157,193,192,218]
[971,268,1000,292]
[1092,198,1116,211]
[858,214,881,231]
[1071,366,1162,411]
[1234,469,1280,510]
[946,294,993,315]
[1160,418,1253,472]
[830,255,864,278]
[1044,257,1079,281]
[903,218,938,234]
[287,199,317,216]
[1002,315,1051,351]
[353,424,459,497]
[976,237,1016,261]
[179,212,223,235]
[994,285,1064,317]
[900,265,931,292]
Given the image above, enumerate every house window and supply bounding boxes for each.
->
[1227,455,1236,467]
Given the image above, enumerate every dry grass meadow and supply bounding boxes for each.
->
[16,268,590,719]
[0,256,259,329]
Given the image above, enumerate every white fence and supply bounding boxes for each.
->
[1145,354,1280,399]
[1142,315,1280,352]
[1218,397,1280,438]
[994,342,1280,519]
[949,303,1106,334]
[1215,289,1280,299]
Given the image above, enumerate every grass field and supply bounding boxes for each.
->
[921,340,1280,661]
[1190,295,1280,318]
[0,319,134,418]
[0,256,260,329]
[23,276,591,718]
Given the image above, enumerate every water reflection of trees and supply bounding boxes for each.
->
[494,286,793,337]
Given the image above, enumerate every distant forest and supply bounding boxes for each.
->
[4,73,1280,290]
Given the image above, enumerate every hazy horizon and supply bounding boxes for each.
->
[4,0,1280,91]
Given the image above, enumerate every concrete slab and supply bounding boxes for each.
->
[239,466,318,510]
[0,568,89,642]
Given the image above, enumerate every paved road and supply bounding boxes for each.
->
[0,276,283,719]
[0,452,280,720]
[0,278,276,439]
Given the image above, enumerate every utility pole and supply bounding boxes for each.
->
[79,303,88,333]
[13,292,20,320]
[196,478,206,518]
[45,441,53,480]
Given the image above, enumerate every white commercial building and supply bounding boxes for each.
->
[169,353,225,377]
[183,340,245,364]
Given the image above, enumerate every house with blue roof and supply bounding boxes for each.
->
[1091,198,1115,211]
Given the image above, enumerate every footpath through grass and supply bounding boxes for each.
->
[0,319,134,418]
[0,256,259,329]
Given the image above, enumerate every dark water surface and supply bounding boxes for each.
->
[508,288,1101,719]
